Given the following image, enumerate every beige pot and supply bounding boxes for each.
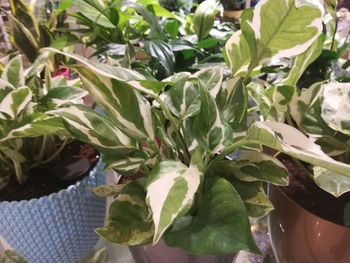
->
[268,185,350,263]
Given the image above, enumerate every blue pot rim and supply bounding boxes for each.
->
[0,159,105,208]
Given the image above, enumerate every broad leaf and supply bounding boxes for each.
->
[224,30,251,76]
[70,65,155,141]
[243,0,323,68]
[245,122,350,186]
[146,153,203,244]
[72,0,116,28]
[192,81,232,153]
[164,177,259,254]
[163,79,201,122]
[284,34,325,86]
[193,67,223,98]
[42,85,88,109]
[49,105,134,153]
[0,86,32,119]
[229,152,289,186]
[192,0,219,40]
[96,180,154,245]
[144,40,175,76]
[320,82,350,135]
[314,166,350,197]
[1,55,24,87]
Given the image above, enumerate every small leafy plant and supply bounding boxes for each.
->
[45,0,350,250]
[0,55,87,189]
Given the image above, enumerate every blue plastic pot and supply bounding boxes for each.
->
[0,160,106,263]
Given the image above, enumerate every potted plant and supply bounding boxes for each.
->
[0,55,106,263]
[224,0,350,261]
[46,6,350,256]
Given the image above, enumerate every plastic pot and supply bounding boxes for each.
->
[0,160,106,263]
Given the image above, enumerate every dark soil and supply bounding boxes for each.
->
[0,141,99,202]
[280,157,350,226]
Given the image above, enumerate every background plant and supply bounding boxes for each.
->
[0,55,87,189]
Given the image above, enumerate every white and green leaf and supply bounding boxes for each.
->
[1,55,24,87]
[146,152,203,244]
[192,0,219,40]
[0,86,32,119]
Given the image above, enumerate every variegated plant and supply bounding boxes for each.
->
[44,0,350,251]
[232,0,350,199]
[0,55,87,189]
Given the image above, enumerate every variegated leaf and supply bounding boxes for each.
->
[284,34,324,86]
[192,81,232,153]
[320,82,350,135]
[224,30,251,76]
[42,85,88,109]
[96,179,154,245]
[314,166,350,197]
[1,55,24,87]
[192,0,219,40]
[230,152,289,185]
[0,86,32,119]
[216,77,247,128]
[163,79,201,122]
[244,0,323,68]
[245,122,350,187]
[1,116,67,141]
[193,67,223,98]
[164,177,259,254]
[230,179,273,218]
[92,184,126,197]
[70,65,154,141]
[49,105,134,153]
[146,152,203,244]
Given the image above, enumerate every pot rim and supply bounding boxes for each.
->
[270,184,350,230]
[0,159,104,208]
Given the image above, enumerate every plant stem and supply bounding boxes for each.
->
[293,158,314,181]
[155,97,191,165]
[206,139,248,173]
[31,138,68,168]
[37,136,48,164]
[331,17,339,51]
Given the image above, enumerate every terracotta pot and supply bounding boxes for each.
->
[268,185,350,263]
[129,239,237,263]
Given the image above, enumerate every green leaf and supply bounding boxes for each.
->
[144,40,175,76]
[192,0,219,40]
[0,86,32,119]
[216,77,248,128]
[230,179,273,218]
[284,34,325,86]
[1,55,24,87]
[72,0,116,28]
[1,116,67,141]
[92,184,126,197]
[164,177,259,255]
[164,20,180,39]
[313,166,350,197]
[163,79,201,122]
[146,155,203,244]
[192,81,232,153]
[70,65,154,141]
[320,82,350,135]
[243,0,323,68]
[0,250,28,263]
[42,85,88,109]
[49,105,134,153]
[224,30,251,76]
[96,179,154,245]
[229,152,289,186]
[50,34,79,49]
[193,67,223,97]
[197,38,220,49]
[245,122,350,183]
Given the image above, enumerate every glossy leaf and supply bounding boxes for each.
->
[192,0,219,40]
[144,40,175,76]
[146,153,203,244]
[1,55,24,87]
[164,177,259,254]
[314,166,350,197]
[0,86,32,119]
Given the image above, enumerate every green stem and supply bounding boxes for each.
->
[206,139,248,173]
[330,18,338,52]
[293,158,314,181]
[155,97,191,165]
[37,136,48,164]
[31,138,68,168]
